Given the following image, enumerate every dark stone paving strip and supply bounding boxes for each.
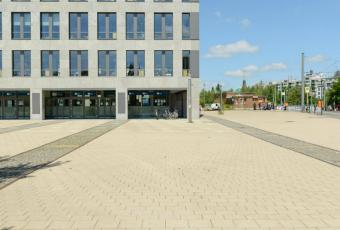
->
[0,120,127,190]
[205,115,340,168]
[0,120,65,135]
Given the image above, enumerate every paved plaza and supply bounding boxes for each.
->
[1,112,340,229]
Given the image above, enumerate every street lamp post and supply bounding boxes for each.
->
[219,86,224,115]
[301,52,305,112]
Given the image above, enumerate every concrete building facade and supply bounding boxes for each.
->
[0,0,200,120]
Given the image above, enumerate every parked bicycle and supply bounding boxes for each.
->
[163,109,179,120]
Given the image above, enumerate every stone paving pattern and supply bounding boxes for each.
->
[0,120,109,160]
[205,114,340,167]
[0,120,64,135]
[0,120,126,189]
[0,116,340,229]
[208,111,340,151]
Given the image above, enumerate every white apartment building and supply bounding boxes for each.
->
[0,0,200,120]
[270,72,336,100]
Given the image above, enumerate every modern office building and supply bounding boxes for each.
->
[0,0,200,120]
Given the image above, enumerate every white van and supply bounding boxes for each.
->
[211,103,220,111]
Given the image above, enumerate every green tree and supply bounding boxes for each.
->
[328,78,340,106]
[286,86,301,105]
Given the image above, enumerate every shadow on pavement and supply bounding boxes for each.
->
[0,156,11,162]
[1,227,14,230]
[0,161,69,185]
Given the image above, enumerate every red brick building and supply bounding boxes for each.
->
[225,93,267,110]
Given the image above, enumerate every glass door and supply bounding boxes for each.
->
[71,98,84,119]
[0,96,2,119]
[84,97,97,119]
[17,92,30,119]
[4,97,17,119]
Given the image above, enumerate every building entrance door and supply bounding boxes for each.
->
[84,98,97,119]
[17,92,30,119]
[3,93,17,119]
[45,91,116,119]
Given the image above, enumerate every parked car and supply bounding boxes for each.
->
[204,104,212,111]
[210,103,221,111]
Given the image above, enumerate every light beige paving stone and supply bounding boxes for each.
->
[0,119,340,229]
[205,110,340,151]
[0,120,108,158]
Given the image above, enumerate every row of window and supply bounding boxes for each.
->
[0,50,196,77]
[0,12,199,40]
[8,0,198,2]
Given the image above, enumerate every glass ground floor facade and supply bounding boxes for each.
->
[128,90,187,119]
[44,90,116,119]
[0,89,188,120]
[0,91,30,119]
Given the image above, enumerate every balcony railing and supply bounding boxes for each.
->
[98,69,117,77]
[69,32,88,40]
[41,69,60,77]
[154,32,173,40]
[12,32,31,40]
[13,69,31,77]
[126,32,145,40]
[70,69,88,77]
[41,32,60,40]
[126,68,145,77]
[182,69,191,77]
[98,32,117,40]
[155,68,173,77]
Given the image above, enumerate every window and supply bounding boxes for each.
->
[41,13,59,39]
[154,13,173,40]
[12,13,31,40]
[182,50,199,78]
[126,13,145,40]
[41,51,60,77]
[69,13,88,40]
[182,50,190,77]
[182,12,199,40]
[126,51,145,77]
[154,51,173,77]
[126,0,144,2]
[182,13,190,40]
[70,51,88,77]
[98,51,116,77]
[154,0,172,2]
[0,50,2,75]
[0,13,2,40]
[12,50,31,77]
[98,13,117,40]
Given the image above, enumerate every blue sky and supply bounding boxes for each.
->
[201,0,340,90]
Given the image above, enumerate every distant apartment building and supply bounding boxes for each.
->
[0,0,200,120]
[269,71,337,100]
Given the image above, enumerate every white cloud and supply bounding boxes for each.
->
[214,11,222,19]
[224,65,259,77]
[306,54,326,63]
[205,40,259,59]
[224,63,287,78]
[240,18,252,28]
[261,63,287,71]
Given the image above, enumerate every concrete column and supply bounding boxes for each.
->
[116,88,128,120]
[191,78,201,120]
[30,88,44,120]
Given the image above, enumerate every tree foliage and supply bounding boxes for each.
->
[327,77,340,106]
